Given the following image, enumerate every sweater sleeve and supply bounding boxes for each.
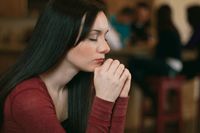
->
[110,97,129,133]
[86,96,115,133]
[11,88,65,133]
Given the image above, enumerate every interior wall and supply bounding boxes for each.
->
[0,0,27,17]
[106,0,134,14]
[154,0,200,43]
[106,0,154,15]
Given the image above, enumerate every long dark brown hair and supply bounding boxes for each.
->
[156,4,179,35]
[0,0,106,132]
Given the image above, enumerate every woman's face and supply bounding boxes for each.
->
[66,11,110,72]
[137,8,150,24]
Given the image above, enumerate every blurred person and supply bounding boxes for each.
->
[155,4,182,74]
[0,0,132,132]
[185,5,200,49]
[181,5,200,78]
[109,7,134,48]
[130,2,155,47]
[128,4,182,113]
[106,24,123,50]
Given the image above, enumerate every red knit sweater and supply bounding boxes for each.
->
[1,77,129,133]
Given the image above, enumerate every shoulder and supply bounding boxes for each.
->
[4,78,65,133]
[8,77,53,110]
[10,77,48,98]
[7,77,54,118]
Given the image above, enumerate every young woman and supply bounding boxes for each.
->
[0,0,131,132]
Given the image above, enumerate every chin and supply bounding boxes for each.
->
[88,66,97,72]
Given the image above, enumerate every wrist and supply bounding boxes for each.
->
[96,95,116,102]
[119,93,129,97]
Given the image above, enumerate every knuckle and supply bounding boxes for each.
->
[124,68,129,73]
[107,58,113,62]
[124,69,130,77]
[129,73,132,78]
[120,76,126,81]
[113,60,120,65]
[126,69,130,74]
[120,64,125,69]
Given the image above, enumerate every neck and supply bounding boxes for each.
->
[40,59,79,92]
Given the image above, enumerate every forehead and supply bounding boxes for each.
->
[91,11,109,31]
[138,7,150,13]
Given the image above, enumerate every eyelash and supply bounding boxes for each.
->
[105,35,108,41]
[89,37,108,42]
[89,38,98,41]
[88,33,108,42]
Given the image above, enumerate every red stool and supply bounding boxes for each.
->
[141,76,185,133]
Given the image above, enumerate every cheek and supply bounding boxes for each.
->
[67,43,97,67]
[76,45,100,71]
[75,44,96,58]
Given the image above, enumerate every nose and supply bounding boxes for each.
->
[97,39,110,54]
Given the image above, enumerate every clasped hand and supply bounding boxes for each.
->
[94,59,132,102]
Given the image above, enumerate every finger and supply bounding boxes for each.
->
[120,68,129,82]
[114,64,125,78]
[121,78,131,96]
[120,73,131,97]
[108,60,120,74]
[128,73,132,80]
[100,58,113,72]
[125,73,131,88]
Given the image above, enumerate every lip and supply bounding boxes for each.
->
[94,58,105,63]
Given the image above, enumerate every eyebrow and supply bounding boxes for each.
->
[90,29,109,34]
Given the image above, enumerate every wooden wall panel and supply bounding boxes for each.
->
[0,0,27,17]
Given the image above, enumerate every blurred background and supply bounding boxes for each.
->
[0,0,200,133]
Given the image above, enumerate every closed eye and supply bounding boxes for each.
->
[88,29,109,42]
[89,38,98,41]
[88,32,99,41]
